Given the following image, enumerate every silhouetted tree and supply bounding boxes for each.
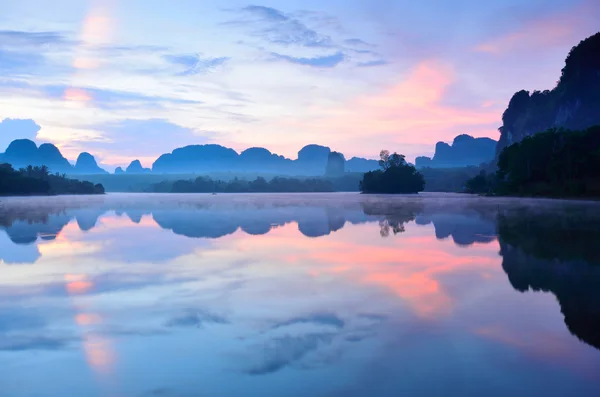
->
[378,150,391,170]
[360,150,425,194]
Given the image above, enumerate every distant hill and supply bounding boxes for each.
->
[73,152,108,174]
[0,139,72,173]
[0,139,379,177]
[0,139,107,175]
[151,143,378,175]
[126,160,152,174]
[415,134,497,168]
[497,32,600,153]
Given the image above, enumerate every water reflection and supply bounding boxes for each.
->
[1,193,600,397]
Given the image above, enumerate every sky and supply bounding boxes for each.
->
[0,0,599,170]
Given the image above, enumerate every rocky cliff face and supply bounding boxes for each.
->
[497,32,600,154]
[415,134,497,168]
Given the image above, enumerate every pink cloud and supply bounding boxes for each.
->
[274,60,500,161]
[474,0,599,55]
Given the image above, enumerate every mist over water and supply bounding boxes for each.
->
[1,193,600,397]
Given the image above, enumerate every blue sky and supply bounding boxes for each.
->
[0,0,598,169]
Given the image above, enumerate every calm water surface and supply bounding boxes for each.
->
[1,193,600,397]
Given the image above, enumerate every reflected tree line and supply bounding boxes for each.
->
[2,200,600,350]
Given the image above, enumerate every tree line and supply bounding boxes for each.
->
[150,176,335,193]
[466,125,600,197]
[0,163,105,196]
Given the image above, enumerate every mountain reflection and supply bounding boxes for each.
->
[0,196,500,250]
[497,207,600,351]
[1,194,600,357]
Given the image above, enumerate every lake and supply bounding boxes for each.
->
[1,193,600,397]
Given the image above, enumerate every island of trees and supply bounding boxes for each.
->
[0,164,105,196]
[359,150,425,194]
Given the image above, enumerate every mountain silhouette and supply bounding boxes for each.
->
[497,32,600,154]
[0,137,380,176]
[0,139,109,175]
[415,134,497,168]
[346,157,380,173]
[126,160,151,174]
[0,139,72,173]
[150,143,378,175]
[74,152,108,174]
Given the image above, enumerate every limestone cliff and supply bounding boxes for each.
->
[497,32,600,153]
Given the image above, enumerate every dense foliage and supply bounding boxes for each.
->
[0,164,105,196]
[359,150,425,194]
[152,176,335,193]
[466,126,600,197]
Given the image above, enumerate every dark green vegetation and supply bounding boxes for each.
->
[152,176,335,193]
[359,151,425,194]
[0,164,105,196]
[467,126,600,197]
[79,172,363,193]
[497,32,600,154]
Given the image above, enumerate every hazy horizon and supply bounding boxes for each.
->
[0,0,599,170]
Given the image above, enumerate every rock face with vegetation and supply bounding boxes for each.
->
[325,151,345,176]
[360,150,425,194]
[465,32,600,198]
[497,32,600,154]
[416,134,497,168]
